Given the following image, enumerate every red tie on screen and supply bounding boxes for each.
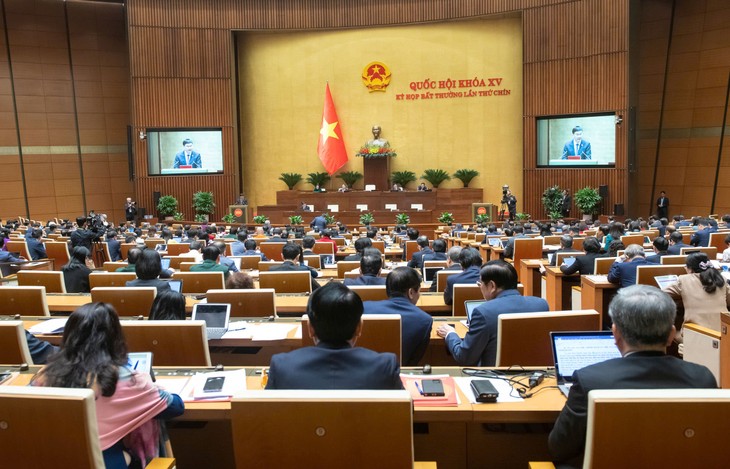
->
[317,83,348,175]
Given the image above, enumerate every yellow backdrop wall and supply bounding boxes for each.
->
[237,15,523,212]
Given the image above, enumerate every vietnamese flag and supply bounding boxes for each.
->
[317,83,348,174]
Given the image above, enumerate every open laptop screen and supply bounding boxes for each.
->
[551,331,621,383]
[167,279,182,293]
[192,303,230,328]
[423,266,443,283]
[160,258,171,270]
[464,300,486,325]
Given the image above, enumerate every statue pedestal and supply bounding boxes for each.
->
[363,157,390,191]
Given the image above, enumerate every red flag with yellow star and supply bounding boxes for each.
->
[317,83,348,174]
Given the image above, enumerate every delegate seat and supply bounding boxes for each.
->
[301,313,401,362]
[122,320,211,366]
[16,271,66,293]
[90,287,156,317]
[258,271,312,294]
[205,289,277,317]
[172,272,225,294]
[0,286,50,316]
[0,321,33,364]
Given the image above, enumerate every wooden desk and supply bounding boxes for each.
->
[520,259,547,298]
[44,294,201,314]
[580,275,618,328]
[3,364,562,469]
[276,292,452,315]
[544,267,580,311]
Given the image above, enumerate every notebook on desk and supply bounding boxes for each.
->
[192,303,231,340]
[551,331,621,397]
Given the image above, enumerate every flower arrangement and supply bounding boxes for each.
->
[356,145,397,158]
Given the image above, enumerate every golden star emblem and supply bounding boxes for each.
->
[320,118,339,143]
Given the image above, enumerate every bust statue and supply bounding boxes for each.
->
[367,125,390,148]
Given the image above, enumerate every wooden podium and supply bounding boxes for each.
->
[228,205,248,224]
[363,157,390,191]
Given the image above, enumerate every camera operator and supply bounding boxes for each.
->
[505,190,517,221]
[125,197,137,223]
[70,215,103,251]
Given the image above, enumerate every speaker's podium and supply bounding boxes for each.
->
[228,205,249,224]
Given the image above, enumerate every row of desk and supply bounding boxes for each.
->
[3,365,563,469]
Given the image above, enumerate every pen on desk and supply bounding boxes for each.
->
[133,360,139,370]
[414,381,424,396]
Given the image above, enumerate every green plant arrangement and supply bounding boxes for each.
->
[289,215,303,225]
[173,212,185,221]
[453,169,480,188]
[156,195,178,218]
[438,211,454,225]
[515,212,531,221]
[192,191,215,221]
[336,170,363,189]
[323,213,336,225]
[574,186,602,217]
[395,213,411,225]
[253,215,268,224]
[391,170,417,188]
[306,172,331,189]
[279,172,303,190]
[474,213,490,226]
[222,213,236,224]
[542,186,563,220]
[359,212,375,225]
[422,169,451,188]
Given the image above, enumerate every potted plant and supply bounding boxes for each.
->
[438,211,454,225]
[289,215,303,225]
[453,169,480,188]
[336,170,363,189]
[173,211,185,221]
[395,213,410,225]
[156,195,178,220]
[253,215,268,224]
[474,213,490,226]
[222,213,236,224]
[192,191,215,222]
[391,170,417,188]
[422,169,451,188]
[306,172,331,190]
[279,173,303,190]
[542,185,563,220]
[516,212,531,221]
[574,186,602,220]
[359,212,375,226]
[323,213,336,225]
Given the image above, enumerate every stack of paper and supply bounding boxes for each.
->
[28,318,68,335]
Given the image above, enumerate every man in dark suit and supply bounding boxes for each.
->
[443,247,483,305]
[363,267,433,366]
[26,228,47,260]
[343,237,372,261]
[429,246,462,292]
[125,249,171,293]
[310,213,328,232]
[343,248,386,286]
[667,231,690,254]
[172,138,202,168]
[560,236,604,276]
[607,244,656,288]
[105,230,122,262]
[656,191,669,219]
[239,238,269,260]
[407,236,434,270]
[212,241,238,273]
[549,235,580,267]
[230,231,247,256]
[690,218,713,247]
[0,250,22,263]
[301,236,316,256]
[548,285,717,468]
[645,236,669,263]
[265,282,401,390]
[503,225,528,258]
[561,125,592,159]
[270,243,320,291]
[437,260,549,366]
[423,238,448,263]
[560,189,571,217]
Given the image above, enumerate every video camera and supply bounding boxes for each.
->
[501,184,510,204]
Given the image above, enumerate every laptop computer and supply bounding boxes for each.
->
[160,258,171,271]
[320,254,335,268]
[551,331,621,397]
[167,279,183,293]
[422,266,443,286]
[487,238,502,248]
[655,275,678,290]
[464,300,486,327]
[192,303,231,340]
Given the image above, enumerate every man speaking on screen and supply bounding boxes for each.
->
[173,138,202,168]
[561,125,592,160]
